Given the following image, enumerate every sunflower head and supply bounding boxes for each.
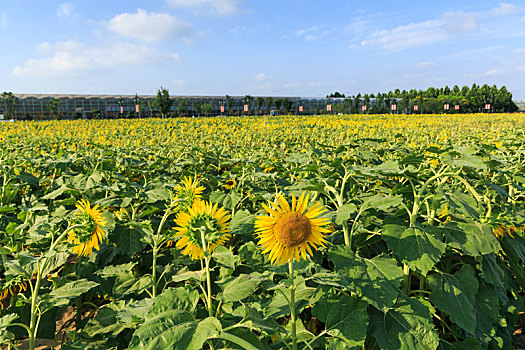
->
[255,192,332,265]
[224,179,236,190]
[492,224,524,239]
[173,200,231,260]
[67,199,107,256]
[175,176,205,212]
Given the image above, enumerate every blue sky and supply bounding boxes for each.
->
[1,1,525,98]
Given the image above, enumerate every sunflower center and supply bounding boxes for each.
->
[274,211,311,247]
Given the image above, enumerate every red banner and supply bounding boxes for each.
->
[414,105,419,111]
[455,105,460,110]
[120,106,123,114]
[362,105,367,111]
[444,104,449,110]
[391,104,397,111]
[135,105,139,113]
[299,105,303,112]
[220,105,224,113]
[485,104,491,110]
[244,104,248,112]
[327,104,332,111]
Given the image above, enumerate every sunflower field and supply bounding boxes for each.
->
[0,113,524,350]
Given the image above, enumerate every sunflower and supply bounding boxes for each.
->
[255,192,332,265]
[0,279,28,310]
[492,224,524,239]
[174,176,205,210]
[67,199,107,256]
[224,179,236,190]
[173,200,231,260]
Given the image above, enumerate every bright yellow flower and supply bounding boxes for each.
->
[255,192,331,265]
[175,176,205,208]
[67,199,107,256]
[173,200,231,260]
[224,179,237,190]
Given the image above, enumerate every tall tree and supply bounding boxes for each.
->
[1,92,19,120]
[155,87,174,118]
[256,97,264,115]
[178,99,187,117]
[46,97,59,119]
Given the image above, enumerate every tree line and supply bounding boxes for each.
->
[329,84,519,114]
[1,84,520,120]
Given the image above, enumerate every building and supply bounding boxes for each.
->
[0,94,345,120]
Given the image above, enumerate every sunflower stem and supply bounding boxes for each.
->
[152,246,158,298]
[200,229,213,318]
[288,261,297,350]
[29,224,82,350]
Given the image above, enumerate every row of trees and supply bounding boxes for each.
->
[1,84,520,120]
[329,84,519,114]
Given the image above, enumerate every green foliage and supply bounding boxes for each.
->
[0,114,523,349]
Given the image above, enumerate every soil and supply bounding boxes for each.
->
[516,312,525,350]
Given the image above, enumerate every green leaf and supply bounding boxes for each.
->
[365,194,404,211]
[439,338,481,350]
[15,171,40,187]
[50,279,99,299]
[212,246,240,269]
[230,210,256,236]
[147,287,199,319]
[335,203,357,225]
[4,253,37,279]
[480,254,506,289]
[328,245,404,310]
[264,276,316,318]
[83,306,133,337]
[113,275,152,298]
[146,187,171,203]
[110,224,147,257]
[444,222,501,256]
[369,296,439,350]
[41,251,69,277]
[215,328,263,350]
[129,311,219,350]
[383,225,445,275]
[428,265,479,334]
[312,293,368,348]
[220,273,262,302]
[172,267,206,283]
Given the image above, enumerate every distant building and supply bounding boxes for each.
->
[515,100,525,112]
[0,94,343,120]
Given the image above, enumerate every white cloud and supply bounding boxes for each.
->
[489,3,517,16]
[441,11,479,33]
[172,79,185,85]
[362,20,447,51]
[107,9,192,43]
[361,3,516,51]
[254,73,265,82]
[167,0,242,15]
[57,3,74,18]
[484,68,504,76]
[517,65,525,72]
[1,12,7,28]
[13,40,179,77]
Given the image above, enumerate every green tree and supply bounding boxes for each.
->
[256,97,264,115]
[201,103,212,116]
[155,87,174,118]
[1,92,19,120]
[265,97,274,114]
[46,97,59,119]
[225,95,233,116]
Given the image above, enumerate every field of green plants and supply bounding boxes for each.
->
[0,113,524,349]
